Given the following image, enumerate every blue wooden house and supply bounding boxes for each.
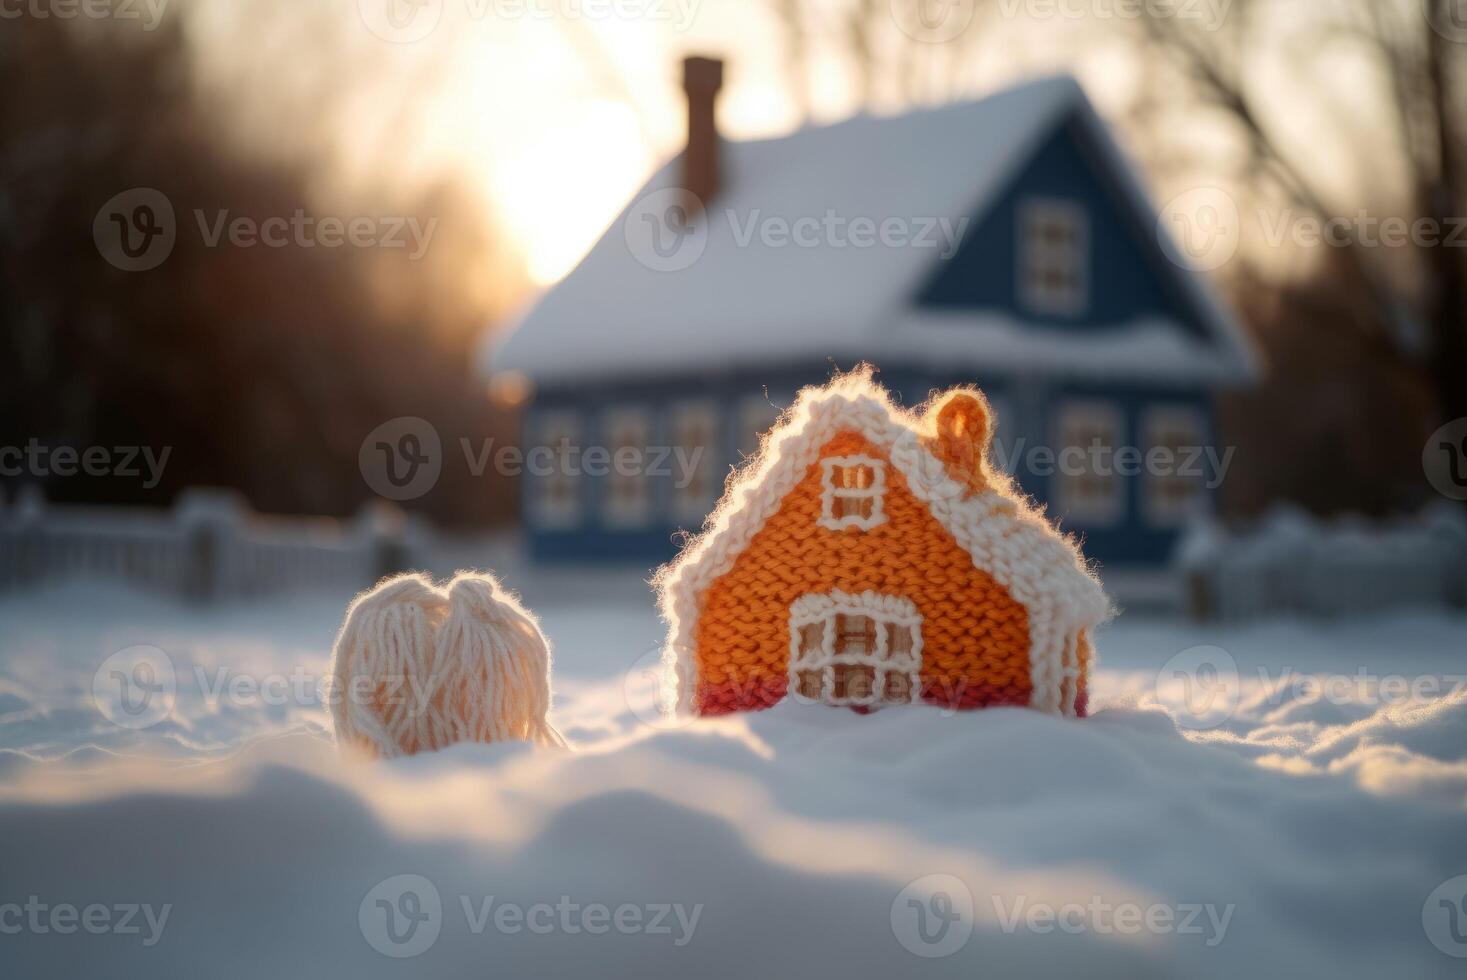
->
[485,68,1255,578]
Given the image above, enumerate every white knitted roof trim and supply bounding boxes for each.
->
[653,376,1113,717]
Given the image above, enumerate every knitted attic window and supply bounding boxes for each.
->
[819,455,887,531]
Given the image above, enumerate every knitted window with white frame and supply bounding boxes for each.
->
[789,593,921,707]
[819,455,887,531]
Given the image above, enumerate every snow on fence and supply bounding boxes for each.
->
[1179,504,1467,622]
[0,488,426,602]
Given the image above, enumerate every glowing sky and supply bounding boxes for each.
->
[181,0,1386,292]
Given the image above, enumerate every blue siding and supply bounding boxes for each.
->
[915,114,1211,341]
[521,371,1220,571]
[522,369,828,567]
[1021,382,1216,566]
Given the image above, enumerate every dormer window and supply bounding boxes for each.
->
[819,455,887,531]
[1019,198,1089,316]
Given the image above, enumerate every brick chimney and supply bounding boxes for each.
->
[681,55,724,208]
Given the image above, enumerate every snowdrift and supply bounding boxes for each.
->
[0,582,1463,978]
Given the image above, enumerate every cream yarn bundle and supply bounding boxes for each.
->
[329,571,564,758]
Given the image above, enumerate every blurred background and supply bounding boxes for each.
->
[6,9,1467,975]
[2,0,1464,615]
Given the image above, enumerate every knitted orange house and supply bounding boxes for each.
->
[654,373,1111,718]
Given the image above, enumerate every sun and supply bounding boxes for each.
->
[491,99,657,286]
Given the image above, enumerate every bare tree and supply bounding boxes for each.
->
[0,13,513,522]
[1137,0,1466,427]
[767,0,1000,110]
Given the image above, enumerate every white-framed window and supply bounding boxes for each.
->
[819,455,887,531]
[602,406,652,529]
[736,395,783,461]
[1052,401,1124,527]
[789,592,922,707]
[1142,405,1208,527]
[668,400,721,523]
[1018,198,1089,316]
[529,409,582,530]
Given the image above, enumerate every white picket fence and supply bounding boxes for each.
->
[1179,504,1467,621]
[0,488,427,602]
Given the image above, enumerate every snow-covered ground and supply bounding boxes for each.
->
[0,571,1464,977]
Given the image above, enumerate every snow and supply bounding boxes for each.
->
[1,574,1464,977]
[486,74,1254,386]
[1181,504,1467,619]
[891,311,1239,381]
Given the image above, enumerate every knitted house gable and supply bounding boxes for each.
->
[654,373,1112,719]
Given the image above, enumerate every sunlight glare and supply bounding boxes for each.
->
[492,100,656,285]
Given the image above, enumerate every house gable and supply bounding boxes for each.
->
[914,112,1211,343]
[490,75,1260,386]
[692,430,1033,715]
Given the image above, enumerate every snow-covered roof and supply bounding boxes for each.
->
[487,74,1255,385]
